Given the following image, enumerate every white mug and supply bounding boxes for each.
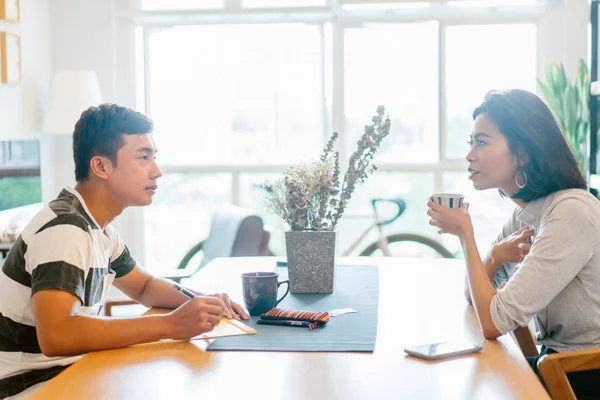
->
[431,193,464,208]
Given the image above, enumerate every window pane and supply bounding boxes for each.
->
[0,140,39,167]
[345,23,439,164]
[147,24,324,165]
[443,171,515,255]
[143,173,232,274]
[239,171,449,257]
[243,0,325,7]
[447,0,539,7]
[0,140,41,212]
[338,171,445,256]
[239,173,288,257]
[0,177,42,211]
[140,0,223,10]
[445,24,537,159]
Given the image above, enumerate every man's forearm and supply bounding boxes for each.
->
[137,276,193,309]
[40,314,170,357]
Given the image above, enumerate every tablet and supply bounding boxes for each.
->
[404,340,482,360]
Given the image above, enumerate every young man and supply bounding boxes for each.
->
[0,104,248,399]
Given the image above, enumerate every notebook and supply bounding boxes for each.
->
[145,308,256,345]
[192,317,256,341]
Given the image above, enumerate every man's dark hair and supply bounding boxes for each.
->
[472,89,587,202]
[73,104,154,181]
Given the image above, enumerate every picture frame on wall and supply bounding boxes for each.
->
[0,32,21,84]
[0,0,20,23]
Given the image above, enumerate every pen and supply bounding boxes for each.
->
[257,319,311,328]
[173,283,196,299]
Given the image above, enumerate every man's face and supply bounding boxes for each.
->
[106,134,162,207]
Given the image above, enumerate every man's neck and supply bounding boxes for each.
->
[74,181,125,228]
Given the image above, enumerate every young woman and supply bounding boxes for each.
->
[427,89,600,399]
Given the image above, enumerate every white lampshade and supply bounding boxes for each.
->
[42,70,103,135]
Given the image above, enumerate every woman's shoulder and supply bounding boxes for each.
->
[544,189,600,219]
[548,188,598,204]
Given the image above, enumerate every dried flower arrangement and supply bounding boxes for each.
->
[264,106,391,231]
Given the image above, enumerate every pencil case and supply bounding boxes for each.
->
[260,308,330,330]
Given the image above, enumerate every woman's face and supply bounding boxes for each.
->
[466,114,521,195]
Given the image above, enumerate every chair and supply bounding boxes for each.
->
[163,205,270,283]
[538,348,600,400]
[510,324,600,400]
[104,205,270,316]
[511,325,540,358]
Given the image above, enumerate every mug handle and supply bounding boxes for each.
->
[275,280,290,306]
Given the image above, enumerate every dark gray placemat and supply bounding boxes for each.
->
[208,264,379,352]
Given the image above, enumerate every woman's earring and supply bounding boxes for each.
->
[515,171,528,189]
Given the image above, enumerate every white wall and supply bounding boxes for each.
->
[48,0,142,259]
[40,0,117,205]
[49,0,116,101]
[0,0,52,140]
[538,0,589,78]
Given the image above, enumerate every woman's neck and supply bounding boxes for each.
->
[511,197,528,209]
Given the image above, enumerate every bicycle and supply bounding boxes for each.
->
[339,198,454,258]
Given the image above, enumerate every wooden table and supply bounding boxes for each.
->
[30,257,550,400]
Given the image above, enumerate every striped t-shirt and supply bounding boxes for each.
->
[0,187,136,398]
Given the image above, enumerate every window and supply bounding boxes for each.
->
[136,2,541,269]
[345,22,439,164]
[445,24,537,159]
[143,173,232,274]
[139,0,224,10]
[243,0,326,7]
[0,177,42,211]
[147,24,324,166]
[0,140,41,211]
[337,171,438,255]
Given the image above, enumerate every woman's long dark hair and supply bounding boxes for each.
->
[472,89,587,202]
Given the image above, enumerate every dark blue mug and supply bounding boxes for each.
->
[241,272,290,316]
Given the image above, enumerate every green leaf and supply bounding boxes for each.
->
[556,64,568,91]
[563,85,577,136]
[537,58,593,171]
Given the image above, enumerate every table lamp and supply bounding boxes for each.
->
[40,70,102,203]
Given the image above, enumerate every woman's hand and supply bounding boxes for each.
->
[426,198,474,240]
[490,226,534,265]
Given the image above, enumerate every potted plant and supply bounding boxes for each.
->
[263,106,391,293]
[537,59,600,176]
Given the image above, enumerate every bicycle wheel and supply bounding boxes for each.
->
[359,233,455,258]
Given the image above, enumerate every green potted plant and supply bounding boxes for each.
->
[537,59,600,176]
[263,106,391,294]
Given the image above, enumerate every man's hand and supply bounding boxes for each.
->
[166,296,225,340]
[206,293,249,321]
[491,226,534,265]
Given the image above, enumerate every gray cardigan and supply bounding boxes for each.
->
[489,189,600,352]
